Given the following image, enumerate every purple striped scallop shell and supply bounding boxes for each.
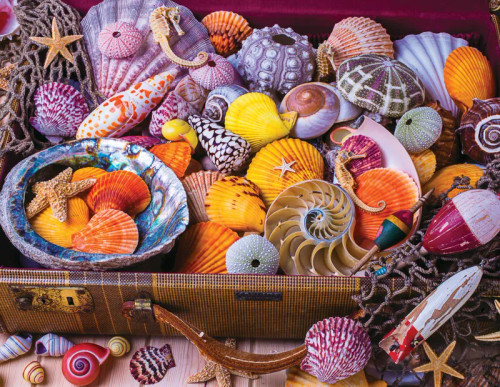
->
[340,134,382,178]
[120,136,163,149]
[29,82,89,143]
[301,317,371,384]
[98,22,143,59]
[189,53,235,91]
[149,92,190,137]
[130,344,175,385]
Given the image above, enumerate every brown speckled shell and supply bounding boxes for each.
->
[427,101,460,169]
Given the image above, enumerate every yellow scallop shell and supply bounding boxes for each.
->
[71,167,108,182]
[423,163,484,199]
[205,176,266,232]
[29,197,90,248]
[409,149,436,185]
[247,138,324,207]
[225,92,298,152]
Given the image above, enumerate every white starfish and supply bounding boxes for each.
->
[273,158,296,178]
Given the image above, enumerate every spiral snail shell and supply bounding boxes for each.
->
[62,343,110,386]
[107,336,130,357]
[0,333,32,363]
[35,333,74,357]
[23,360,45,384]
[202,84,248,124]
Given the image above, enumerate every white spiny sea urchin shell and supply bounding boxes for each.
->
[226,235,280,274]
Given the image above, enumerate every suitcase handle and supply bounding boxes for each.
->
[121,300,306,374]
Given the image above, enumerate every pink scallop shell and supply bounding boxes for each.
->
[340,134,382,177]
[0,0,20,40]
[98,22,143,59]
[129,344,175,385]
[301,317,371,384]
[120,135,163,149]
[149,92,190,137]
[189,53,235,91]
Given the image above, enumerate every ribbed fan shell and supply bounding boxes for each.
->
[423,164,484,200]
[182,171,224,223]
[150,142,192,178]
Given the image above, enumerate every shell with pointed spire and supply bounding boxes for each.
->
[394,107,442,153]
[35,334,74,357]
[174,75,208,112]
[0,333,33,363]
[149,92,190,138]
[202,85,248,124]
[150,142,192,178]
[182,171,224,223]
[189,53,234,90]
[225,92,298,152]
[340,135,382,178]
[226,235,279,275]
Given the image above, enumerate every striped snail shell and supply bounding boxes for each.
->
[0,333,32,363]
[62,343,110,386]
[35,333,74,357]
[202,84,248,124]
[23,360,45,384]
[108,336,131,357]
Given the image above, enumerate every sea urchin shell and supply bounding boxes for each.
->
[226,235,279,274]
[97,22,143,59]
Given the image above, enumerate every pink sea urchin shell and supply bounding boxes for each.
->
[340,134,382,178]
[301,317,371,384]
[149,92,190,138]
[98,22,143,59]
[189,53,234,91]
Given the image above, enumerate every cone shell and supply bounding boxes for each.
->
[23,361,45,384]
[427,101,460,169]
[175,222,239,273]
[301,317,371,384]
[340,135,382,178]
[205,176,266,232]
[72,209,139,254]
[444,46,496,113]
[35,333,74,357]
[130,344,175,385]
[423,164,484,200]
[201,11,253,57]
[354,168,419,247]
[182,171,224,224]
[87,170,151,216]
[174,75,208,112]
[395,107,442,153]
[108,336,130,357]
[72,167,108,182]
[226,235,279,274]
[410,150,436,185]
[247,138,324,206]
[225,93,298,152]
[29,197,90,248]
[327,17,394,70]
[150,142,192,178]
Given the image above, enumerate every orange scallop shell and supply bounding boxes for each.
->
[174,221,239,273]
[444,46,496,113]
[150,142,192,178]
[423,163,484,200]
[86,170,151,216]
[72,209,139,254]
[71,167,108,182]
[354,168,419,248]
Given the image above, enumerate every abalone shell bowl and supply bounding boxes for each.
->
[0,138,189,271]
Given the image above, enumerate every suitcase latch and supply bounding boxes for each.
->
[10,286,94,313]
[125,292,154,323]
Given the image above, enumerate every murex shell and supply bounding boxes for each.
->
[235,24,315,94]
[23,361,45,384]
[35,333,74,357]
[149,92,190,138]
[181,171,224,223]
[81,0,214,98]
[327,17,394,70]
[30,82,89,143]
[130,344,175,385]
[280,82,340,139]
[340,135,382,178]
[336,54,425,117]
[394,107,442,153]
[189,53,235,90]
[226,235,280,275]
[97,21,143,59]
[301,317,371,384]
[188,115,251,174]
[202,84,248,124]
[456,98,500,164]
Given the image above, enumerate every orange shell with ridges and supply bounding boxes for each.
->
[409,149,436,185]
[86,170,151,216]
[423,163,484,200]
[150,142,192,178]
[72,209,139,254]
[175,221,239,273]
[71,167,108,182]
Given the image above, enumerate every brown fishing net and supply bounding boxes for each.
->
[355,155,500,386]
[0,0,100,156]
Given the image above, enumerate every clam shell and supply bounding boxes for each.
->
[226,92,298,152]
[174,75,208,112]
[444,46,496,113]
[205,176,266,232]
[35,333,74,357]
[182,171,224,223]
[72,209,139,254]
[301,317,371,384]
[23,361,45,384]
[394,32,468,118]
[394,107,442,153]
[327,17,394,70]
[119,135,163,149]
[149,92,190,138]
[0,333,32,363]
[87,170,151,216]
[202,84,248,124]
[188,115,251,174]
[72,167,108,182]
[247,138,324,207]
[456,98,500,164]
[336,54,425,118]
[130,344,175,385]
[0,0,20,40]
[409,149,436,185]
[427,101,460,169]
[423,164,484,200]
[201,11,253,57]
[108,336,130,357]
[29,197,90,248]
[280,83,340,139]
[189,53,234,90]
[340,135,382,178]
[175,221,239,273]
[29,82,89,143]
[354,168,419,247]
[97,21,143,59]
[226,235,279,275]
[150,142,192,178]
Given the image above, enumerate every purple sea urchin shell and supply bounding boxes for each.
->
[340,135,382,178]
[29,82,89,143]
[301,317,371,384]
[120,135,163,149]
[149,92,190,137]
[129,344,175,385]
[98,22,143,59]
[189,53,234,90]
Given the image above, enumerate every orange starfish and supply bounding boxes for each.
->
[30,18,82,69]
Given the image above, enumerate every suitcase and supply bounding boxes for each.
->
[0,0,498,339]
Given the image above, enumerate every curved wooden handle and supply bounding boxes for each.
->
[122,301,306,374]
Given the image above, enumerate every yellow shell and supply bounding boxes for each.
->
[161,119,198,151]
[286,367,372,387]
[409,149,436,185]
[29,196,90,248]
[182,171,225,223]
[247,138,324,206]
[23,361,45,384]
[107,336,130,357]
[71,167,108,182]
[444,46,496,113]
[225,92,298,152]
[423,163,484,199]
[205,176,266,232]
